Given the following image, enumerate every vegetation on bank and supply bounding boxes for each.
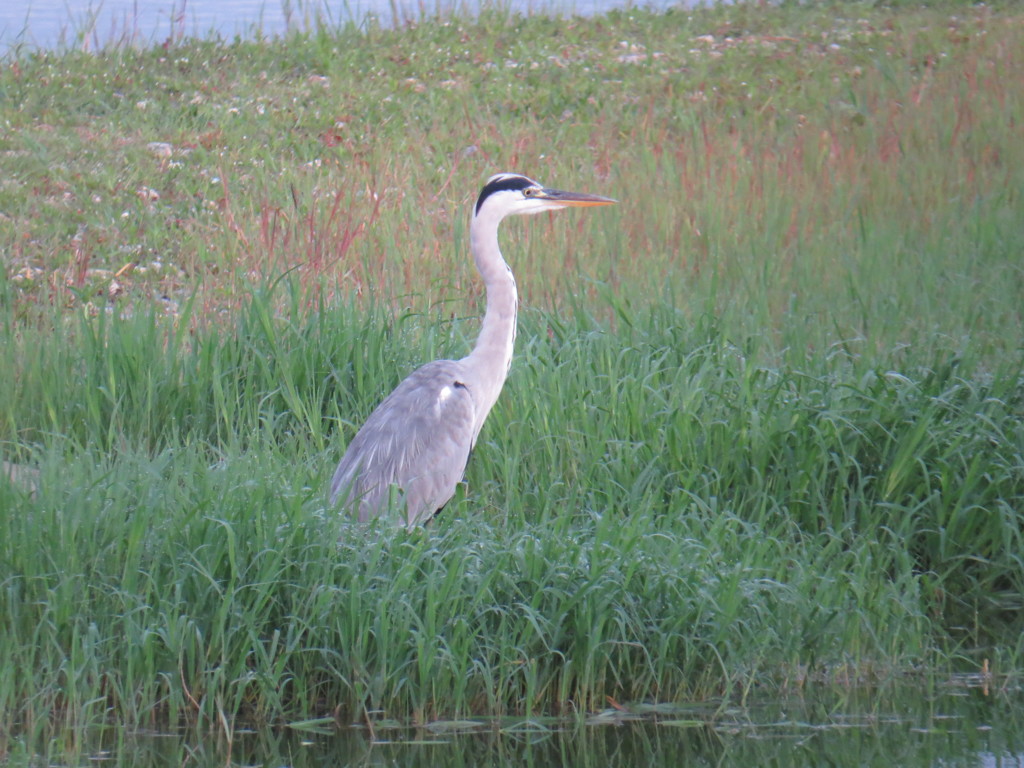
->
[0,0,1021,750]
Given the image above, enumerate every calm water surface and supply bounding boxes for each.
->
[1,0,677,53]
[12,685,1024,767]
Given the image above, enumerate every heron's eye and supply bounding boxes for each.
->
[523,188,536,197]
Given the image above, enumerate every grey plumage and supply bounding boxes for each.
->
[330,173,615,527]
[330,360,475,524]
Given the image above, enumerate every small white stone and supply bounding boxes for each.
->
[147,142,173,158]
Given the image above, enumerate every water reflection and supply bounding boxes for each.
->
[25,685,1024,767]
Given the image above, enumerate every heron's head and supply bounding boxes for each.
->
[474,173,616,222]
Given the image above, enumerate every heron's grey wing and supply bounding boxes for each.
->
[330,360,477,526]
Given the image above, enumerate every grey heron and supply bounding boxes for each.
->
[330,173,615,526]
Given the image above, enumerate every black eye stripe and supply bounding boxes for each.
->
[475,174,537,214]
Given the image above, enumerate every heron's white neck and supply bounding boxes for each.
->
[464,210,518,438]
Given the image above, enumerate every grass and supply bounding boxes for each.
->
[0,0,1022,756]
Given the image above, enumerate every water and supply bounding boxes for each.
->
[0,0,676,54]
[8,684,1024,767]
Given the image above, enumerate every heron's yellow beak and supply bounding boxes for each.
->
[538,188,617,207]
